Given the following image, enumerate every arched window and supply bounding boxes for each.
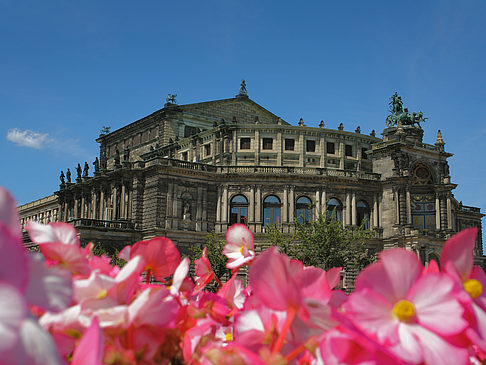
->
[296,196,312,224]
[263,195,281,225]
[327,198,343,221]
[411,194,435,230]
[357,200,370,229]
[230,195,248,225]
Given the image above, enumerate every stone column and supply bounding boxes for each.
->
[112,185,118,220]
[394,189,400,225]
[339,141,345,170]
[315,190,320,218]
[167,183,173,218]
[92,190,97,219]
[283,186,288,223]
[345,192,351,226]
[289,186,295,222]
[447,194,452,230]
[232,131,237,165]
[320,135,326,168]
[435,194,441,230]
[254,130,260,166]
[212,134,217,164]
[378,193,383,227]
[222,185,228,223]
[321,190,326,215]
[126,188,132,219]
[277,130,282,166]
[172,184,178,228]
[255,185,262,231]
[81,194,85,218]
[299,133,304,167]
[195,138,200,163]
[406,188,411,225]
[121,184,126,219]
[216,185,221,230]
[249,186,255,223]
[196,186,203,231]
[373,194,379,228]
[351,192,356,226]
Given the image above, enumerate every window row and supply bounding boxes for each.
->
[229,194,370,228]
[239,138,368,158]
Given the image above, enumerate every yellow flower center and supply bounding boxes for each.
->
[95,289,108,299]
[393,300,415,322]
[464,279,482,299]
[225,333,233,341]
[239,245,245,254]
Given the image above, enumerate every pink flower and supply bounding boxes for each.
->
[223,224,255,270]
[194,247,215,293]
[441,228,486,351]
[129,237,181,282]
[72,317,104,365]
[345,248,469,364]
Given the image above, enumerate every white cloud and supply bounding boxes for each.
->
[6,128,52,149]
[6,128,90,158]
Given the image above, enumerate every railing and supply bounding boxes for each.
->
[459,205,482,214]
[67,218,136,230]
[166,159,217,172]
[218,166,381,180]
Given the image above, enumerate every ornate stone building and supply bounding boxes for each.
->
[19,84,485,271]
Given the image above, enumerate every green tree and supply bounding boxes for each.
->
[265,213,374,271]
[191,232,231,281]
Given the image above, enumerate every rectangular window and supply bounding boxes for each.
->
[285,138,295,151]
[181,151,188,161]
[306,140,316,152]
[327,142,335,154]
[362,147,368,159]
[204,143,211,156]
[240,138,251,150]
[262,138,273,150]
[345,145,353,157]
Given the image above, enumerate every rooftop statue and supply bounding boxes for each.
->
[100,126,111,135]
[238,80,247,96]
[166,94,177,105]
[386,93,427,128]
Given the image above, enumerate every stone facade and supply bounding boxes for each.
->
[19,89,485,275]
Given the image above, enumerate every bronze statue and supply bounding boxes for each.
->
[124,146,130,161]
[83,161,89,177]
[76,163,82,179]
[66,168,71,183]
[60,170,65,184]
[386,93,427,128]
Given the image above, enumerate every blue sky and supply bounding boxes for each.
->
[1,1,485,237]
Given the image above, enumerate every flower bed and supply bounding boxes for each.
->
[0,186,485,364]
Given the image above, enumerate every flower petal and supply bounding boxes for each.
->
[27,221,80,246]
[25,254,72,312]
[0,284,25,353]
[72,317,104,365]
[226,223,254,249]
[409,273,467,335]
[440,228,477,280]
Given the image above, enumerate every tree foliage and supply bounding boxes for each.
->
[191,232,231,280]
[265,213,375,271]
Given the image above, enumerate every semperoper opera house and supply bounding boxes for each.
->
[19,83,485,275]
